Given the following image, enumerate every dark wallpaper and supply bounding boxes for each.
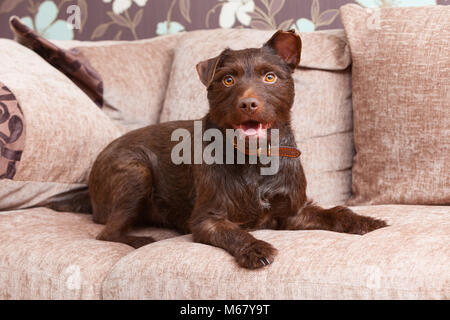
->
[0,0,447,41]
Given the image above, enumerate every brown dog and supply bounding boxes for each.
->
[47,30,387,269]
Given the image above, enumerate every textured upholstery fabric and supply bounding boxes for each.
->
[341,4,450,205]
[160,29,353,206]
[54,34,182,130]
[0,208,180,299]
[1,206,448,300]
[10,16,182,131]
[0,208,132,299]
[10,16,105,108]
[0,39,122,210]
[101,205,450,300]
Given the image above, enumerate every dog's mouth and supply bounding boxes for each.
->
[234,120,271,138]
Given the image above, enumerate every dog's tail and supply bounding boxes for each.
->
[35,186,92,214]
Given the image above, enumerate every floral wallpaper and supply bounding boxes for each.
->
[0,0,446,41]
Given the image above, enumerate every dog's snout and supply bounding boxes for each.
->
[238,98,259,112]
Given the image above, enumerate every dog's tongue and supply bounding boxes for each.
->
[239,121,266,137]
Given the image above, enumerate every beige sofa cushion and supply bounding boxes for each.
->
[102,205,450,299]
[0,39,122,210]
[0,208,131,299]
[0,208,180,299]
[160,29,353,206]
[1,205,448,299]
[10,16,181,131]
[341,4,450,205]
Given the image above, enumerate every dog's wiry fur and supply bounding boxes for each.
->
[46,30,387,269]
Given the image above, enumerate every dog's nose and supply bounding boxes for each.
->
[238,98,259,112]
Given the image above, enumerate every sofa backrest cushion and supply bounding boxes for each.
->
[160,28,353,206]
[0,39,122,210]
[341,4,450,205]
[10,16,181,131]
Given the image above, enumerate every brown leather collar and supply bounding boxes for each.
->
[233,142,301,158]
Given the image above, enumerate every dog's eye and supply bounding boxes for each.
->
[264,73,277,83]
[222,75,235,87]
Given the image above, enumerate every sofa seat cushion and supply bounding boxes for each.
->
[102,205,450,299]
[0,208,179,299]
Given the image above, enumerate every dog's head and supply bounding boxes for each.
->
[196,30,301,138]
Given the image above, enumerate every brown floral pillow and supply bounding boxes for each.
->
[0,83,25,180]
[341,4,450,205]
[9,16,181,131]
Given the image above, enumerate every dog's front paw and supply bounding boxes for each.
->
[235,240,277,269]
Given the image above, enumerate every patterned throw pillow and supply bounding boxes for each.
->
[0,84,25,180]
[341,4,450,205]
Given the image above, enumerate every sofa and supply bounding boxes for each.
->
[0,4,448,299]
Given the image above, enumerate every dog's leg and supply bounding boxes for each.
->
[92,161,155,249]
[282,201,388,235]
[190,216,277,269]
[96,212,156,248]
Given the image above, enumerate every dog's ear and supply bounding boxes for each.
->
[196,54,221,87]
[264,29,302,70]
